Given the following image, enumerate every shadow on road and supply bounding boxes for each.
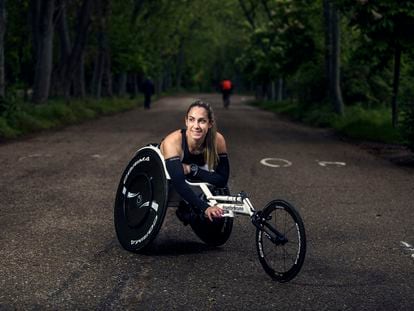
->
[141,239,225,256]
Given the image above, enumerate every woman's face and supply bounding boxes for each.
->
[185,106,212,142]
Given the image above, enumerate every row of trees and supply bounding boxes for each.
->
[0,0,242,104]
[235,0,414,126]
[0,0,413,127]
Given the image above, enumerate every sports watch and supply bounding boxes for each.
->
[190,164,199,176]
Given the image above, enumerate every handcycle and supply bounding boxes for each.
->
[114,144,306,282]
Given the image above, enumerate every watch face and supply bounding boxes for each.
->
[191,164,198,175]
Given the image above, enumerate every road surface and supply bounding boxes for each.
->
[0,94,413,310]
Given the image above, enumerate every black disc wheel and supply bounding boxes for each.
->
[114,147,168,252]
[255,200,306,282]
[190,187,233,247]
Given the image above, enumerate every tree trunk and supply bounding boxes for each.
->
[32,0,55,104]
[266,82,272,100]
[262,83,267,100]
[56,0,71,59]
[128,73,139,98]
[391,45,401,128]
[277,78,283,101]
[62,0,93,99]
[163,66,172,92]
[117,72,127,97]
[51,0,71,96]
[103,49,112,97]
[255,85,263,100]
[30,0,41,66]
[0,0,5,98]
[91,50,104,98]
[323,0,332,100]
[155,75,162,95]
[175,41,184,89]
[324,0,344,115]
[91,0,111,98]
[331,5,344,115]
[73,55,85,97]
[91,37,112,98]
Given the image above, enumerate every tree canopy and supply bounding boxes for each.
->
[0,0,413,126]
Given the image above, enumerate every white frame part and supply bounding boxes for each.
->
[137,145,255,218]
[185,181,255,218]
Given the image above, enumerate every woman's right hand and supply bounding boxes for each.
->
[204,206,223,222]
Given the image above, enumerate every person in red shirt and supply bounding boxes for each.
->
[220,79,233,109]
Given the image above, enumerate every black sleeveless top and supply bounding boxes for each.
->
[181,129,205,166]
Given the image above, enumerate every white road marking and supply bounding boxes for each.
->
[260,158,292,168]
[400,241,414,260]
[317,161,346,167]
[18,153,52,161]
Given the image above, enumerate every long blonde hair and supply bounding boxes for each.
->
[186,100,218,170]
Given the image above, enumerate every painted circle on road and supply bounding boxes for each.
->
[260,158,292,168]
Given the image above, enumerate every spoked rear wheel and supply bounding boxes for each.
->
[255,200,306,282]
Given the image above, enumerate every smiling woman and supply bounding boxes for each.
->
[160,100,230,223]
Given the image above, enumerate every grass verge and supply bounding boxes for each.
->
[250,99,403,145]
[0,97,143,140]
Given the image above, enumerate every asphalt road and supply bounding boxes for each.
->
[0,94,413,310]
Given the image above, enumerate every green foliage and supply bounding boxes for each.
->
[86,97,139,114]
[338,0,414,49]
[398,54,414,104]
[236,0,319,84]
[106,0,245,90]
[250,99,402,144]
[400,101,414,151]
[333,105,402,143]
[289,59,326,104]
[250,99,314,122]
[0,116,20,138]
[1,0,414,145]
[4,0,32,86]
[0,91,20,117]
[0,97,139,140]
[337,0,414,112]
[109,3,147,74]
[181,0,245,90]
[302,105,340,128]
[341,56,393,107]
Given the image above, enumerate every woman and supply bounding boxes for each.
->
[160,100,230,223]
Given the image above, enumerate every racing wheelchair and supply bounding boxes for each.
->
[114,144,306,282]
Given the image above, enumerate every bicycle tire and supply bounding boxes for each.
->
[255,200,306,282]
[224,99,230,109]
[190,187,233,246]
